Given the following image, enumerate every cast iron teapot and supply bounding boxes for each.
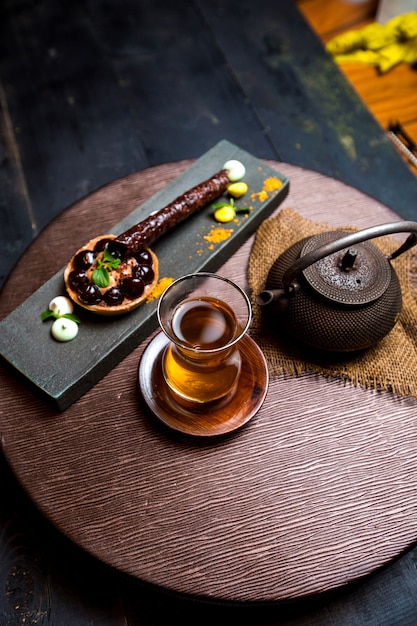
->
[256,221,417,352]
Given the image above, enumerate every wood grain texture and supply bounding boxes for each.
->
[1,161,417,604]
[1,0,417,620]
[340,63,417,130]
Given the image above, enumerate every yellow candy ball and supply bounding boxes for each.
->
[227,182,248,198]
[214,206,236,223]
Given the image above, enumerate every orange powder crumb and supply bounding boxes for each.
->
[251,190,268,202]
[203,227,233,243]
[263,176,283,191]
[250,176,283,202]
[146,276,174,302]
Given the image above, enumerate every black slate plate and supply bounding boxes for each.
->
[0,140,289,410]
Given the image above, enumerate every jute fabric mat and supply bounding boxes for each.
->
[249,208,417,397]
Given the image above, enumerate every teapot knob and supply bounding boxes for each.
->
[340,248,357,271]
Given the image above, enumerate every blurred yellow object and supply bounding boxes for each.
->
[227,182,248,198]
[326,12,417,73]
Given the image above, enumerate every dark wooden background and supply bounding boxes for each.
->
[2,0,417,624]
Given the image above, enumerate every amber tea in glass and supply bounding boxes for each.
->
[157,273,252,405]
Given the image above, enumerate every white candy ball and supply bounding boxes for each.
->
[49,296,74,316]
[223,159,246,182]
[51,318,79,342]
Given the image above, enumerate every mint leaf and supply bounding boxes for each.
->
[102,247,114,262]
[62,313,81,324]
[41,309,55,322]
[41,308,81,325]
[92,267,110,287]
[102,247,121,269]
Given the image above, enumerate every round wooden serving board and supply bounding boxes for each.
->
[1,160,417,604]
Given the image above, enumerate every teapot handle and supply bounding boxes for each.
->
[282,220,417,293]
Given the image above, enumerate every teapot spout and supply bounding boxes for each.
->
[256,288,289,313]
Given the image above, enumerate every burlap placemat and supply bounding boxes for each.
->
[248,208,417,397]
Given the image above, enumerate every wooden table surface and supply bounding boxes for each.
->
[2,1,417,624]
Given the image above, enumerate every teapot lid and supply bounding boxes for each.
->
[301,231,391,305]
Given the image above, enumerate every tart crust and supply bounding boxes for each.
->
[64,234,159,316]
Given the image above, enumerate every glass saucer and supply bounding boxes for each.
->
[138,332,269,437]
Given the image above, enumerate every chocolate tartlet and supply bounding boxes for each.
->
[64,234,158,316]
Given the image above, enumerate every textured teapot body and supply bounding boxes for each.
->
[256,222,417,353]
[259,236,402,352]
